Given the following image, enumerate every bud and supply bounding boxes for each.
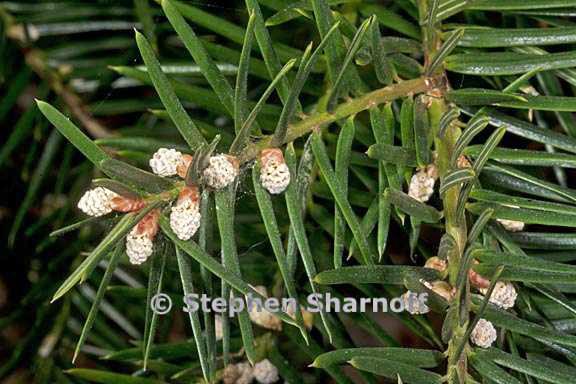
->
[202,154,239,189]
[253,359,279,384]
[253,285,268,297]
[401,290,430,315]
[109,196,146,213]
[286,304,314,330]
[169,185,201,241]
[408,163,438,203]
[426,155,439,179]
[520,85,540,96]
[469,260,490,289]
[149,148,183,177]
[259,148,290,194]
[423,280,454,302]
[480,281,517,309]
[497,218,525,232]
[77,187,118,217]
[424,257,447,273]
[457,155,472,169]
[470,318,497,348]
[126,209,160,265]
[249,285,282,331]
[223,362,253,384]
[176,154,193,178]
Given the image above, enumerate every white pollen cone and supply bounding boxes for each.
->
[202,154,239,190]
[408,163,438,203]
[170,185,201,241]
[401,290,430,315]
[470,318,497,348]
[259,148,290,194]
[77,187,118,217]
[253,359,279,384]
[480,281,517,309]
[223,362,253,384]
[149,148,183,177]
[126,209,160,265]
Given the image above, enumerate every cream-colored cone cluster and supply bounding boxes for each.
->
[126,231,154,265]
[470,318,497,348]
[222,359,279,384]
[77,187,118,217]
[169,185,201,241]
[253,359,279,384]
[401,290,430,315]
[223,362,254,384]
[408,163,438,203]
[259,148,290,194]
[126,209,160,265]
[77,184,160,265]
[480,281,517,309]
[150,148,240,191]
[149,148,184,177]
[203,154,239,189]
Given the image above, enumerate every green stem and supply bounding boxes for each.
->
[239,77,433,163]
[433,55,469,384]
[417,0,469,381]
